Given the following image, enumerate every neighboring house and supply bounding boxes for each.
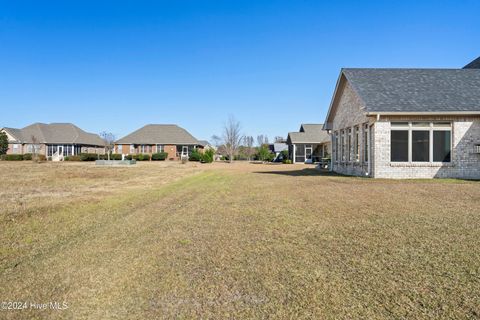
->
[324,57,480,179]
[0,123,105,161]
[287,124,331,163]
[115,124,201,160]
[269,142,288,161]
[197,140,216,151]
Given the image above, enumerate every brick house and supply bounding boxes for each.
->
[114,124,202,160]
[287,124,331,163]
[323,58,480,179]
[0,123,105,160]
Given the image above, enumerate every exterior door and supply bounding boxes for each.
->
[58,146,64,156]
[182,146,188,157]
[305,145,312,162]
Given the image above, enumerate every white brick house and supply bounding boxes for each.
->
[323,59,480,179]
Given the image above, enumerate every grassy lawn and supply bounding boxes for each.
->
[1,162,479,319]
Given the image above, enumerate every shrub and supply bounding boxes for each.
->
[189,149,201,161]
[110,153,122,160]
[65,155,82,161]
[124,155,133,160]
[133,154,150,161]
[201,149,215,163]
[4,154,23,161]
[23,153,33,161]
[283,159,292,164]
[80,153,98,161]
[151,152,168,161]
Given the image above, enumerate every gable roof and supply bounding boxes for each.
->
[287,124,330,144]
[1,123,105,145]
[116,124,199,145]
[464,57,480,69]
[2,127,24,142]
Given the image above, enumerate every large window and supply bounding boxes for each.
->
[341,130,346,161]
[391,130,408,162]
[433,131,451,162]
[156,144,164,153]
[391,122,451,163]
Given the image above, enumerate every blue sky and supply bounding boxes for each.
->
[1,0,479,142]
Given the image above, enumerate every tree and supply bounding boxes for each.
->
[243,136,254,161]
[257,144,272,162]
[222,116,243,163]
[100,131,116,161]
[30,135,42,162]
[0,131,8,155]
[257,135,269,147]
[274,136,285,143]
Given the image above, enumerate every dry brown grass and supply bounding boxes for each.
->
[0,161,479,319]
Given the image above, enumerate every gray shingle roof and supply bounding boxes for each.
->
[288,124,330,144]
[2,127,24,142]
[464,57,480,69]
[342,68,480,113]
[197,140,210,147]
[2,123,105,145]
[116,124,199,145]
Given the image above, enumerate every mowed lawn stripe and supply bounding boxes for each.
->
[0,163,479,319]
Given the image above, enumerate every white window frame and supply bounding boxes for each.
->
[390,122,452,163]
[156,144,164,153]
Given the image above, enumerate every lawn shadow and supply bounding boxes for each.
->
[254,168,344,177]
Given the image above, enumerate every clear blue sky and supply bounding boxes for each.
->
[1,0,479,142]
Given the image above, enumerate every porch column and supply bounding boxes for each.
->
[293,144,296,164]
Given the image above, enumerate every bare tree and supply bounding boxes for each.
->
[100,131,116,161]
[222,116,243,163]
[257,135,269,147]
[243,136,254,161]
[30,135,42,162]
[274,136,285,143]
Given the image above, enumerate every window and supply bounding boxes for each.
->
[334,131,338,161]
[391,131,408,162]
[433,131,451,162]
[341,130,346,161]
[363,124,369,163]
[156,144,164,153]
[74,145,82,155]
[346,128,351,161]
[140,145,150,153]
[354,126,360,161]
[390,122,451,163]
[412,130,429,162]
[130,144,135,153]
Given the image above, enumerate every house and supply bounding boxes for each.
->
[197,140,215,151]
[0,123,105,161]
[115,124,201,160]
[287,124,331,163]
[324,57,480,179]
[269,142,288,162]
